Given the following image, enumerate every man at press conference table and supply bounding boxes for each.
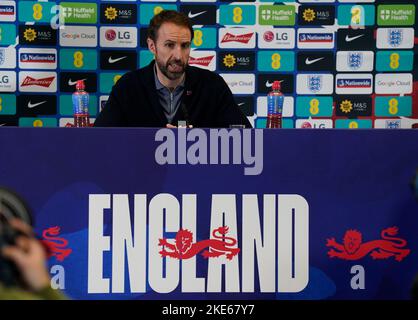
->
[94,10,251,128]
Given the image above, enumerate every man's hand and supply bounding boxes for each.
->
[1,219,50,291]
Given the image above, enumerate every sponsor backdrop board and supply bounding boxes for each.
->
[0,0,416,128]
[0,128,417,300]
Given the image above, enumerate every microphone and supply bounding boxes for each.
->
[180,102,190,127]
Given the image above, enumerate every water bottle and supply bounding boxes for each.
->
[72,80,90,127]
[266,80,284,129]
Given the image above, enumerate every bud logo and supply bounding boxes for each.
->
[189,55,214,67]
[159,226,239,260]
[326,226,410,262]
[21,76,55,88]
[222,33,254,44]
[219,28,255,49]
[42,226,72,262]
[19,72,57,93]
[258,28,295,49]
[189,51,216,71]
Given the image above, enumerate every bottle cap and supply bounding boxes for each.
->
[76,80,85,90]
[272,81,281,91]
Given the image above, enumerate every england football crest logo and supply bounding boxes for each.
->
[388,29,403,48]
[308,75,322,93]
[348,52,362,70]
[0,49,5,66]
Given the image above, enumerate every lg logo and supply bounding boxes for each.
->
[0,76,9,84]
[264,31,288,42]
[105,30,131,41]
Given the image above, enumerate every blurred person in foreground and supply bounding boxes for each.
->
[94,10,251,128]
[0,218,67,300]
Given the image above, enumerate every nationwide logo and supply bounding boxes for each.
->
[339,100,352,113]
[337,79,372,89]
[188,55,215,67]
[299,33,333,43]
[221,32,254,44]
[159,226,240,260]
[0,5,14,15]
[21,76,55,88]
[41,226,72,262]
[326,226,410,262]
[20,53,56,64]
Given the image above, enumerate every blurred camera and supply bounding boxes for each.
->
[0,187,32,287]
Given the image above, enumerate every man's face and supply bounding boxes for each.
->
[148,22,192,81]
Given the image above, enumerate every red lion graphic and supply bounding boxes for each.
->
[158,226,240,260]
[326,226,410,261]
[41,226,72,262]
